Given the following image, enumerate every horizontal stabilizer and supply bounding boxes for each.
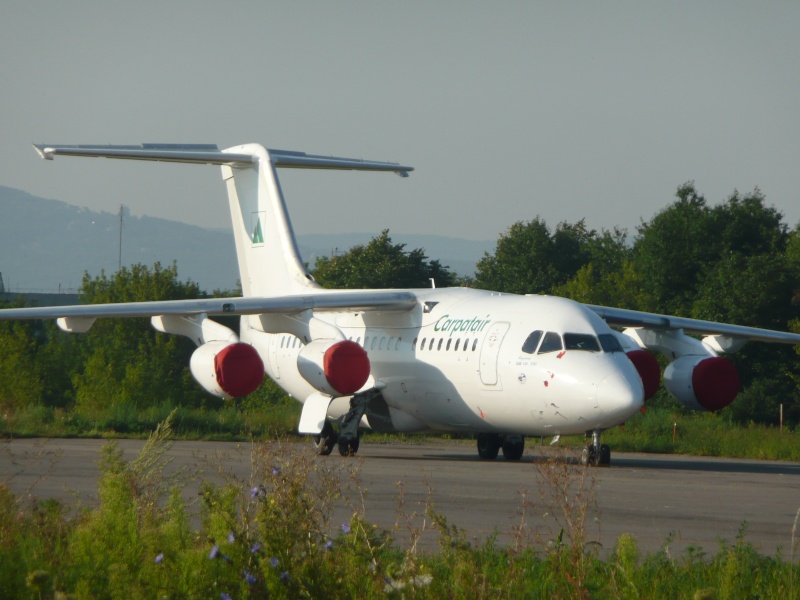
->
[32,144,414,175]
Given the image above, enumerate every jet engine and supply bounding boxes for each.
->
[625,349,661,400]
[190,341,265,399]
[297,339,370,396]
[663,355,740,411]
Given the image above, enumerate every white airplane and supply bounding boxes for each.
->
[3,142,800,465]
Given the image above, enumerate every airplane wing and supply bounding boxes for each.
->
[586,304,800,345]
[0,291,418,321]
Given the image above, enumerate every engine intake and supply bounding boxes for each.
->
[190,341,264,399]
[297,339,370,396]
[626,349,661,400]
[664,355,739,411]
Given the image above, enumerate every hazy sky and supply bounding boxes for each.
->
[3,2,800,242]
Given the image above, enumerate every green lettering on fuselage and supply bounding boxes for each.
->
[434,314,492,337]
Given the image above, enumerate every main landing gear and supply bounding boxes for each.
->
[476,433,525,460]
[581,430,610,467]
[314,390,382,457]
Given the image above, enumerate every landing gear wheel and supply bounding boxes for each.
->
[313,421,338,456]
[477,433,501,460]
[580,445,599,467]
[599,444,611,466]
[338,434,360,457]
[581,430,611,467]
[501,435,525,460]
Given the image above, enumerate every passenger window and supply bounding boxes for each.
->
[437,339,443,351]
[464,338,470,351]
[564,333,600,352]
[364,336,369,348]
[412,337,418,350]
[371,337,377,350]
[419,338,425,350]
[396,338,401,350]
[356,336,361,345]
[379,336,386,350]
[521,330,543,354]
[598,333,623,353]
[537,331,563,354]
[472,338,479,351]
[454,339,460,351]
[446,339,452,351]
[429,339,435,351]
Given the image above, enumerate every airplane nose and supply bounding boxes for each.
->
[596,370,644,414]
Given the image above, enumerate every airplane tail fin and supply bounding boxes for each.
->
[33,143,413,297]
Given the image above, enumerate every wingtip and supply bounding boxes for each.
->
[32,144,53,160]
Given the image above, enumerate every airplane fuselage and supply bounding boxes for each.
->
[244,287,645,437]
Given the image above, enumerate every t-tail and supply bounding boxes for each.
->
[33,143,413,296]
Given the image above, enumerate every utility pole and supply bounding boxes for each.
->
[118,205,124,271]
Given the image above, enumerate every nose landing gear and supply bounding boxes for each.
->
[581,430,610,467]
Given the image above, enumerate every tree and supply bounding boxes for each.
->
[475,218,602,295]
[0,318,44,410]
[633,183,789,317]
[311,230,458,289]
[72,262,207,417]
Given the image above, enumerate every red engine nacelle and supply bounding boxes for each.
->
[663,355,740,411]
[190,341,265,399]
[297,339,370,396]
[626,349,661,400]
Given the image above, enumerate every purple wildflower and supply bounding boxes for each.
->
[270,557,280,568]
[250,542,261,554]
[250,487,259,498]
[341,522,351,534]
[154,553,164,564]
[220,594,231,600]
[280,571,289,582]
[324,540,333,551]
[209,545,220,560]
[271,465,281,477]
[228,532,235,543]
[244,570,257,585]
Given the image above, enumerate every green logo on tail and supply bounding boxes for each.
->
[252,219,264,245]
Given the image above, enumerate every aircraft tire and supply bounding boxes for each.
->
[581,445,599,467]
[477,433,501,460]
[338,435,360,457]
[313,421,338,456]
[599,444,611,466]
[501,435,525,460]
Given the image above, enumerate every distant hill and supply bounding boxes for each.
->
[0,186,493,294]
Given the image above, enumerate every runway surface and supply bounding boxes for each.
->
[2,438,799,557]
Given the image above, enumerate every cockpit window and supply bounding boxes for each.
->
[598,333,623,353]
[563,333,601,352]
[521,330,543,354]
[537,331,563,354]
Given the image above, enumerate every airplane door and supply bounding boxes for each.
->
[479,322,510,386]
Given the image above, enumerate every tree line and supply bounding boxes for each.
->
[1,183,798,427]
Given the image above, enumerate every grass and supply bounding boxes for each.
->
[2,400,800,463]
[603,407,800,461]
[1,413,799,599]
